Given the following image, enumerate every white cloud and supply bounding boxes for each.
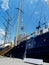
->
[43,0,48,2]
[44,0,48,2]
[1,0,9,11]
[0,40,4,45]
[0,28,5,36]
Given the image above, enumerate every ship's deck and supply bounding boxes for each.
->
[0,56,49,65]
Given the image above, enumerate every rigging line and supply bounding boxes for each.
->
[2,17,12,29]
[2,13,15,28]
[9,1,24,26]
[2,16,7,23]
[4,14,11,44]
[36,4,43,30]
[10,13,19,30]
[28,0,40,22]
[36,0,47,28]
[38,1,43,23]
[10,12,18,27]
[10,11,18,23]
[42,1,47,24]
[29,1,42,24]
[10,8,24,28]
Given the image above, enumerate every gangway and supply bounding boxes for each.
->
[0,46,13,56]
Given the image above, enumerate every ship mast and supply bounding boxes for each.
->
[16,0,24,45]
[3,12,11,45]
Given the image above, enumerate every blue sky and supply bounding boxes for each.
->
[0,0,49,43]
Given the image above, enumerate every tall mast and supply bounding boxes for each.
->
[3,12,11,45]
[16,0,24,44]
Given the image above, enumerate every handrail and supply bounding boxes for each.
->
[0,46,13,56]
